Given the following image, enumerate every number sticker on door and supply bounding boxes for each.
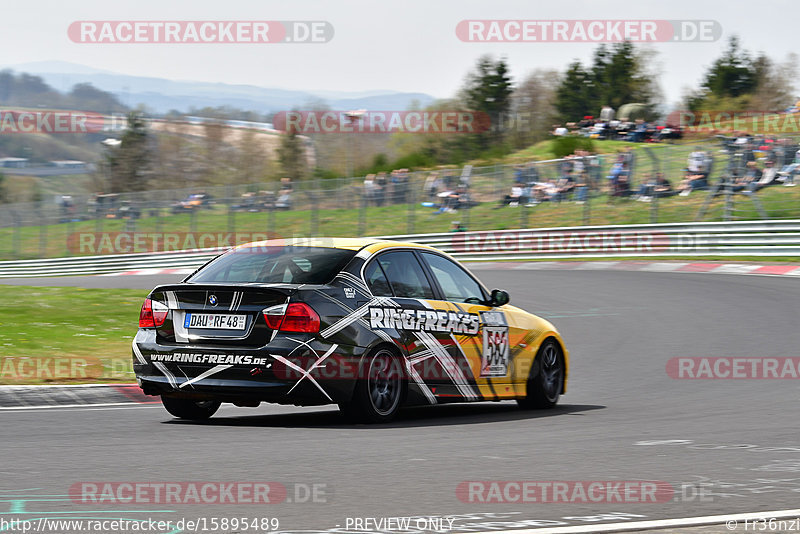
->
[480,311,509,377]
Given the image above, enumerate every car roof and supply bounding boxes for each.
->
[234,237,440,255]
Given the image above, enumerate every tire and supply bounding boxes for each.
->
[340,347,405,423]
[517,339,564,409]
[161,396,221,420]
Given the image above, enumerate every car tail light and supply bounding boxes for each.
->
[139,298,168,328]
[139,298,155,328]
[262,302,320,333]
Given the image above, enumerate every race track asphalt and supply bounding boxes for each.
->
[2,269,799,533]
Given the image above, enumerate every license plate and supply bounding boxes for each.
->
[184,313,247,330]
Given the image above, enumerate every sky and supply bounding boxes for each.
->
[2,0,798,108]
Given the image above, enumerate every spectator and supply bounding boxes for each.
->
[423,172,439,201]
[635,173,657,200]
[553,124,569,136]
[364,174,376,205]
[653,173,674,198]
[778,146,800,186]
[374,172,387,206]
[449,220,467,232]
[755,160,779,189]
[687,150,708,176]
[276,178,293,210]
[606,158,631,199]
[677,170,709,196]
[497,184,526,207]
[735,161,762,193]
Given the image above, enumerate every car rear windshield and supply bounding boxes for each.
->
[186,246,357,285]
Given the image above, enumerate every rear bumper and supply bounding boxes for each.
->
[132,329,368,406]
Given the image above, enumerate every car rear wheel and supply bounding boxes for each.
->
[340,347,404,423]
[517,339,564,409]
[161,396,221,420]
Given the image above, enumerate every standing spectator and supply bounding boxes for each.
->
[374,172,387,206]
[363,174,376,205]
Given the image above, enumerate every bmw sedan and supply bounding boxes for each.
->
[133,238,569,423]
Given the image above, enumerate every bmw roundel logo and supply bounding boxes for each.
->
[208,295,218,306]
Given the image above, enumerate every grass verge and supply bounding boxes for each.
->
[0,285,145,384]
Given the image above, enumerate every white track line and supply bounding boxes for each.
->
[0,402,157,411]
[492,508,800,533]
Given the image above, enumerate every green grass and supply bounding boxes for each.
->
[0,285,145,384]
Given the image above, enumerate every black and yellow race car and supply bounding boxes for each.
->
[133,238,568,423]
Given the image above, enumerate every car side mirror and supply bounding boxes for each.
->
[489,289,510,307]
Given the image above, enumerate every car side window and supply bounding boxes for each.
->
[420,252,485,303]
[363,260,393,297]
[376,251,434,299]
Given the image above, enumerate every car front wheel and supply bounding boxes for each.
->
[517,339,564,409]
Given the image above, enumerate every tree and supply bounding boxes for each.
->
[277,130,308,182]
[751,53,798,111]
[555,61,594,122]
[461,55,514,149]
[702,36,759,100]
[509,69,560,148]
[105,112,152,192]
[555,42,660,123]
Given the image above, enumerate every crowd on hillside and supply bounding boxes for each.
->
[551,105,683,142]
[492,135,800,208]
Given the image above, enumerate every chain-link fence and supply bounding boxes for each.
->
[2,135,800,259]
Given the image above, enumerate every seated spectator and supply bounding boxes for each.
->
[532,180,559,203]
[276,178,293,210]
[497,184,526,207]
[677,170,709,196]
[778,147,800,186]
[755,160,779,189]
[635,173,657,200]
[653,173,674,198]
[734,161,762,193]
[553,174,575,202]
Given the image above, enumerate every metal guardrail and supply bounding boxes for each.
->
[1,220,799,278]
